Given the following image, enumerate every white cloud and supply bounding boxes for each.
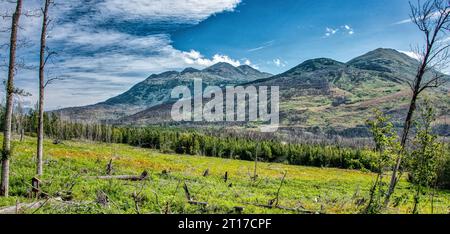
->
[324,25,354,37]
[342,25,354,35]
[35,44,249,109]
[393,19,412,25]
[393,9,450,25]
[50,25,171,52]
[273,59,280,66]
[98,0,241,23]
[182,50,251,67]
[247,40,275,52]
[272,58,287,68]
[325,27,338,37]
[247,46,265,52]
[0,0,245,109]
[398,50,423,61]
[210,54,243,67]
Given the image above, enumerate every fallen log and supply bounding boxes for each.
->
[87,171,149,181]
[188,201,208,206]
[234,206,244,213]
[243,202,318,214]
[0,197,62,214]
[183,182,208,207]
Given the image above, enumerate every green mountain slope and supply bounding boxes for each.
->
[115,48,450,137]
[56,63,272,121]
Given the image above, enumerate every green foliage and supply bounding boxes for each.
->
[1,136,449,214]
[407,100,446,214]
[436,148,450,189]
[363,109,400,214]
[4,110,380,172]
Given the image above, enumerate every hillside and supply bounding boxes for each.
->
[116,49,450,137]
[246,48,450,136]
[55,63,272,121]
[1,136,449,214]
[56,48,450,138]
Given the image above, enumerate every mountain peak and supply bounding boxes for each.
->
[181,67,200,74]
[355,48,410,59]
[238,64,260,73]
[347,48,419,73]
[147,70,179,79]
[202,62,245,78]
[238,64,256,70]
[303,58,343,65]
[237,65,273,77]
[203,62,237,71]
[293,58,344,72]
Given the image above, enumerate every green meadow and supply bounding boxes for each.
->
[0,136,449,214]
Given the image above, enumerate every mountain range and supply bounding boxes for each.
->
[56,63,272,121]
[56,48,450,137]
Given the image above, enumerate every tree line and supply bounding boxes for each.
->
[2,105,450,196]
[0,106,380,171]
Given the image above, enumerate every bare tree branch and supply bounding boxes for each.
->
[43,50,56,67]
[44,76,63,88]
[385,0,450,208]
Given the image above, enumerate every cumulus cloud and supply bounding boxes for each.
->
[183,50,244,67]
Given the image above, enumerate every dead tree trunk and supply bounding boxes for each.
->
[1,0,23,197]
[384,0,450,207]
[252,143,260,182]
[386,65,425,205]
[37,0,52,176]
[88,171,149,181]
[20,129,24,142]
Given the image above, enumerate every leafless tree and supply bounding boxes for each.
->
[14,95,29,141]
[385,0,450,207]
[1,0,23,197]
[36,0,55,176]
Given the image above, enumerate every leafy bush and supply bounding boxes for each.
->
[437,150,450,189]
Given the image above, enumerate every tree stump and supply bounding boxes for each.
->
[224,171,228,183]
[203,169,209,177]
[106,159,113,175]
[31,177,41,198]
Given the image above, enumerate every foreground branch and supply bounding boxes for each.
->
[87,171,149,181]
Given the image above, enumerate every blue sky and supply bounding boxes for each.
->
[172,0,424,73]
[0,0,446,109]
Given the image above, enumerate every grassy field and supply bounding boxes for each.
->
[0,136,449,214]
